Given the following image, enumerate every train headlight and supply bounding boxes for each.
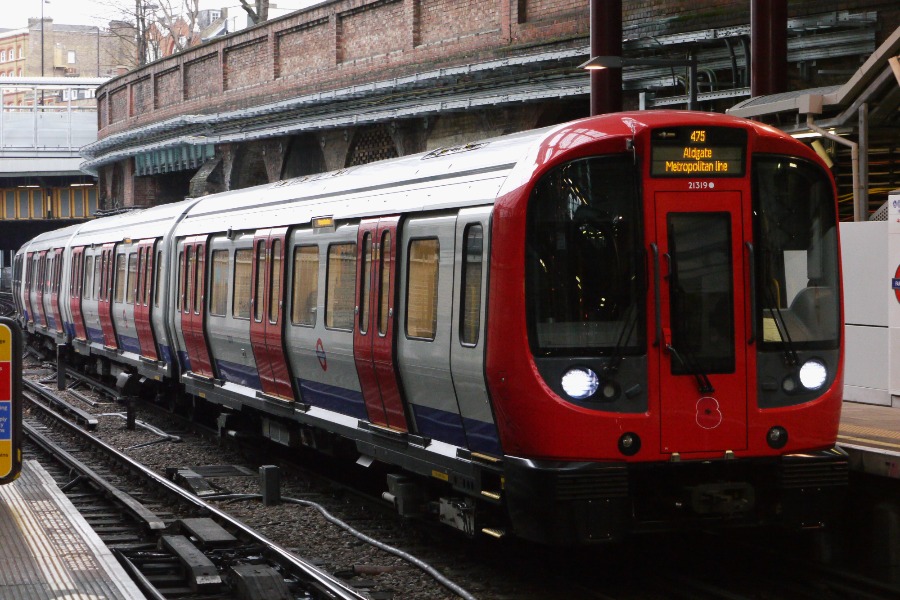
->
[798,359,828,391]
[561,367,599,400]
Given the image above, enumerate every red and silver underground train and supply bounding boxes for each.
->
[14,111,848,544]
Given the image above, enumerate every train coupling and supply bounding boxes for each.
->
[687,482,756,515]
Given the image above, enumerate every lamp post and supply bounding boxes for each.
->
[580,55,699,111]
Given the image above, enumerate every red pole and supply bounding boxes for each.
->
[751,0,787,97]
[590,0,623,115]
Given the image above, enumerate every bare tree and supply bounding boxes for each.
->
[95,0,202,65]
[238,0,270,25]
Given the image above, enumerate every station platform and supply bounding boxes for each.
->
[839,402,900,479]
[0,460,146,599]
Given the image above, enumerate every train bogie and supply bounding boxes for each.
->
[15,111,848,544]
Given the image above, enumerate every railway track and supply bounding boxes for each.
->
[23,380,372,600]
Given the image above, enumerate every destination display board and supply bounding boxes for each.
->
[650,126,747,177]
[0,318,22,484]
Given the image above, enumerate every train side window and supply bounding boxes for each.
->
[84,255,94,300]
[95,254,103,300]
[378,231,391,336]
[291,245,318,327]
[460,224,483,346]
[176,250,183,311]
[326,242,356,331]
[359,233,372,334]
[143,249,153,307]
[209,249,228,317]
[114,253,126,303]
[185,249,196,314]
[126,253,137,305]
[254,240,266,322]
[69,254,77,295]
[154,251,162,308]
[406,238,439,341]
[192,247,201,315]
[233,248,252,319]
[269,239,282,324]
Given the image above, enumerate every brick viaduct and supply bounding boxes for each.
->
[85,0,899,209]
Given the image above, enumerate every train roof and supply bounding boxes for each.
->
[20,111,806,251]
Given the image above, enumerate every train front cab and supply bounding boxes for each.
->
[497,117,848,545]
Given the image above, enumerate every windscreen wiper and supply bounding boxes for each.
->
[665,341,715,394]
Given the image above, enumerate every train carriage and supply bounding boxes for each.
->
[15,111,848,544]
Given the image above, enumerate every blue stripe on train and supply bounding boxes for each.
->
[87,326,104,344]
[297,378,368,421]
[412,404,502,455]
[117,334,141,354]
[216,359,262,390]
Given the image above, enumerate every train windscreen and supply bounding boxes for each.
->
[526,155,644,356]
[752,156,840,350]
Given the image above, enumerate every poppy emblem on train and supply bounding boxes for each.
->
[696,396,723,430]
[316,338,327,372]
[893,265,900,303]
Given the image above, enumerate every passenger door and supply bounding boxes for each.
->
[654,191,749,454]
[69,247,88,341]
[134,239,159,360]
[354,216,408,431]
[250,228,294,399]
[98,243,117,348]
[180,236,215,378]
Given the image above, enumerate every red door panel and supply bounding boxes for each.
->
[354,217,408,431]
[70,247,88,340]
[181,237,214,378]
[98,244,117,348]
[655,192,748,454]
[49,249,63,333]
[134,240,159,360]
[250,229,294,399]
[34,251,47,328]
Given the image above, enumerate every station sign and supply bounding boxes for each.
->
[650,126,747,177]
[0,318,22,484]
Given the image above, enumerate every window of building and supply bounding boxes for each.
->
[0,51,6,62]
[67,50,76,64]
[326,243,356,330]
[406,239,439,340]
[232,248,251,319]
[209,249,228,316]
[291,245,318,327]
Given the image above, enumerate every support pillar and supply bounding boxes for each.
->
[590,0,622,116]
[751,0,787,97]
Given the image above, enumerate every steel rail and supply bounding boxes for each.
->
[23,385,369,600]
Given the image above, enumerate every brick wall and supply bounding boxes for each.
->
[96,0,899,139]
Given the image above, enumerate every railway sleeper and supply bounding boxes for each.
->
[160,534,223,593]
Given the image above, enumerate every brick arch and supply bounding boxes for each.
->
[229,143,270,190]
[281,133,326,179]
[345,124,398,167]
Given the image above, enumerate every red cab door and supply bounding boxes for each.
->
[249,228,294,399]
[98,243,117,348]
[134,239,159,360]
[354,217,408,431]
[70,247,88,341]
[181,236,215,378]
[655,191,749,455]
